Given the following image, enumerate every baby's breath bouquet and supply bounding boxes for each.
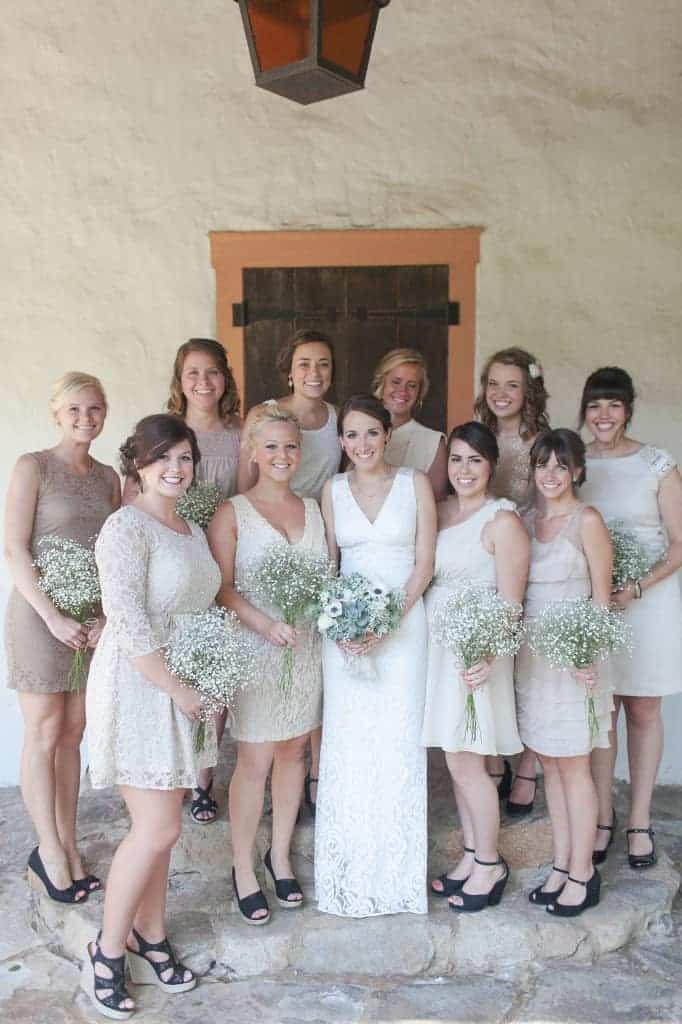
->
[312,572,405,680]
[432,582,524,743]
[165,606,258,751]
[528,597,633,740]
[176,481,223,529]
[607,520,665,590]
[243,545,333,695]
[34,535,101,690]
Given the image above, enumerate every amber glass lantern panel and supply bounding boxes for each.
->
[246,0,312,72]
[320,0,374,76]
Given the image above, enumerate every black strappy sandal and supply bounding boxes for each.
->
[264,848,304,909]
[489,760,513,801]
[529,865,568,905]
[592,810,617,865]
[431,846,474,897]
[190,782,217,825]
[74,873,103,894]
[231,867,271,926]
[448,856,509,913]
[626,827,657,870]
[546,868,601,917]
[126,928,196,993]
[83,935,135,1020]
[27,847,88,904]
[505,774,537,817]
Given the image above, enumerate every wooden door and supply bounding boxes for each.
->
[240,264,450,432]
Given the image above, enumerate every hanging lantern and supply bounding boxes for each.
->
[234,0,390,105]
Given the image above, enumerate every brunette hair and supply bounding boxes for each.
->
[474,347,550,441]
[49,371,107,418]
[446,422,499,495]
[578,366,635,428]
[167,338,240,420]
[372,348,430,403]
[242,403,301,455]
[529,428,586,488]
[337,394,392,435]
[120,414,201,486]
[275,329,335,380]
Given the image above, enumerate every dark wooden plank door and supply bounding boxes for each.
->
[241,265,449,432]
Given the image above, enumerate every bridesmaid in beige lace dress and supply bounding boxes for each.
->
[474,347,550,812]
[209,405,327,925]
[4,372,119,906]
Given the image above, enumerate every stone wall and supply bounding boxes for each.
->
[1,0,681,783]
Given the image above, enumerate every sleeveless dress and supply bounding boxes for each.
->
[515,506,614,757]
[193,422,240,498]
[492,433,534,508]
[228,495,326,742]
[384,418,444,474]
[421,499,524,756]
[5,450,117,693]
[86,506,220,789]
[580,445,681,697]
[264,400,341,501]
[315,468,428,917]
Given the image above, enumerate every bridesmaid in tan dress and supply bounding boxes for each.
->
[4,372,120,903]
[474,347,550,812]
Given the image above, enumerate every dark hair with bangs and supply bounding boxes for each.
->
[338,394,391,435]
[579,366,635,428]
[530,428,586,489]
[120,414,201,486]
[446,422,499,495]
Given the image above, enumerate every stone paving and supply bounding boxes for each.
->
[1,754,680,1023]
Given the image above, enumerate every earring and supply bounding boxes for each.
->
[287,376,294,391]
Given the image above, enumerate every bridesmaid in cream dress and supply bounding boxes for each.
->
[373,348,448,499]
[423,422,529,912]
[579,367,682,870]
[4,372,119,905]
[474,347,551,812]
[209,405,327,925]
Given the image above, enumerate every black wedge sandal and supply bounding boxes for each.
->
[190,782,218,825]
[448,856,509,913]
[529,865,568,906]
[264,848,304,908]
[489,760,513,801]
[592,810,617,865]
[83,935,135,1020]
[626,827,657,870]
[231,867,271,925]
[546,868,601,917]
[27,847,88,904]
[126,928,196,993]
[431,846,474,897]
[505,774,537,817]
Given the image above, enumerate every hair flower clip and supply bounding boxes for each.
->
[528,362,543,380]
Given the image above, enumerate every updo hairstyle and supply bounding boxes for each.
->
[474,347,550,440]
[120,414,201,486]
[242,403,301,457]
[372,348,430,404]
[337,394,392,435]
[529,428,586,489]
[49,371,108,419]
[167,338,240,420]
[578,366,635,428]
[275,329,335,380]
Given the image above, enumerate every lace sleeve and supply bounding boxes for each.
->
[95,509,162,657]
[640,445,677,481]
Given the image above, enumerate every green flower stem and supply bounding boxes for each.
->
[463,690,480,745]
[194,721,206,754]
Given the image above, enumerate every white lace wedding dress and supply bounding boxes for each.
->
[314,468,428,917]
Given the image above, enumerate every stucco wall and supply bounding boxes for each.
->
[1,0,681,783]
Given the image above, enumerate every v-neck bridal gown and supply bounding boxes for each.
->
[315,467,428,917]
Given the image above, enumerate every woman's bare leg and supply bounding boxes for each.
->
[229,741,273,913]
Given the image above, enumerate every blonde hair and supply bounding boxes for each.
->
[243,403,301,455]
[49,372,108,419]
[372,348,430,403]
[167,338,241,421]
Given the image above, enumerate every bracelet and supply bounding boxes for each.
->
[633,579,642,599]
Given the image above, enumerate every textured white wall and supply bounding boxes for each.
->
[1,0,681,783]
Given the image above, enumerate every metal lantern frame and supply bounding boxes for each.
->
[234,0,391,105]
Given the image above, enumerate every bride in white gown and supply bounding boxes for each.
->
[315,395,437,917]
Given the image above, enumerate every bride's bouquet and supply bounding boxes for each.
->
[528,596,633,740]
[176,481,223,529]
[432,582,524,743]
[165,606,258,751]
[34,534,101,690]
[243,545,333,696]
[607,520,665,590]
[312,572,405,679]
